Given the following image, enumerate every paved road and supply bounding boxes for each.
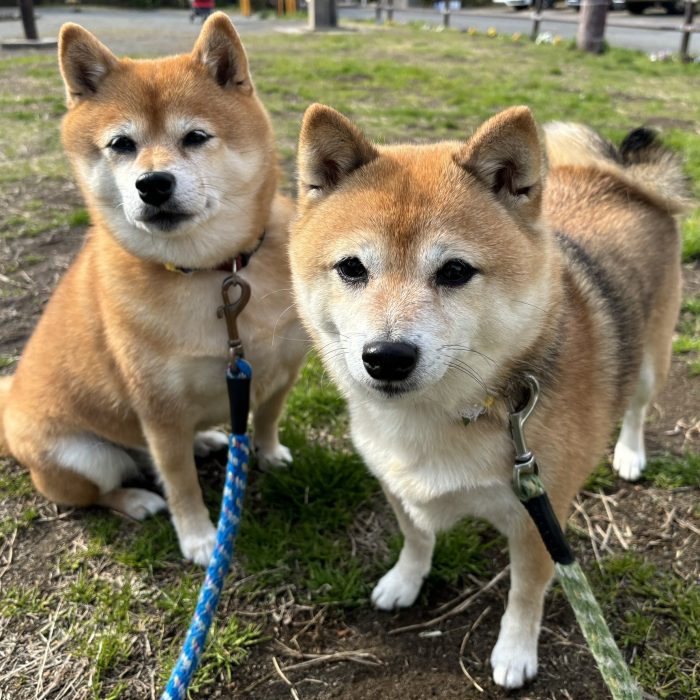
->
[0,4,694,56]
[342,4,695,54]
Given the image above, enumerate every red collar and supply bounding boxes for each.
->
[164,231,265,276]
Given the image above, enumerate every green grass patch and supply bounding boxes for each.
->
[0,585,55,618]
[584,461,619,492]
[238,441,377,604]
[0,461,34,498]
[429,519,501,588]
[674,295,700,375]
[644,453,700,489]
[0,354,18,370]
[587,553,699,699]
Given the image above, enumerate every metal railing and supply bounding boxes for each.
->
[372,1,698,61]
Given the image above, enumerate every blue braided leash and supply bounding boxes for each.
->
[162,358,252,700]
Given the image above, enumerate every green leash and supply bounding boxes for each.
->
[510,375,642,700]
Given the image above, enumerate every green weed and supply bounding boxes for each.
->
[587,553,699,698]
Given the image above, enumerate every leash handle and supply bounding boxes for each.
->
[228,358,252,436]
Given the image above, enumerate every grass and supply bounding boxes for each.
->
[674,296,700,376]
[0,19,698,700]
[588,553,700,699]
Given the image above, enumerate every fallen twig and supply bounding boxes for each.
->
[272,656,301,700]
[457,605,491,693]
[242,647,384,695]
[389,566,509,635]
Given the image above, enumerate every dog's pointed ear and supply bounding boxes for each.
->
[192,12,252,93]
[455,106,545,219]
[297,104,379,206]
[58,23,119,108]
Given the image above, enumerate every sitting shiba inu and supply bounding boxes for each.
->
[0,14,307,566]
[289,104,690,687]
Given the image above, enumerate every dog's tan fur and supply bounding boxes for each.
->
[0,14,307,565]
[289,104,689,687]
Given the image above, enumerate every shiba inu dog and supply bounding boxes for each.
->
[0,14,307,566]
[289,104,690,687]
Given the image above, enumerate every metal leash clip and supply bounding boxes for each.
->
[217,271,251,361]
[509,373,541,497]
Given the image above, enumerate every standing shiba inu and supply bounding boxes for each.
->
[289,104,690,687]
[0,14,307,566]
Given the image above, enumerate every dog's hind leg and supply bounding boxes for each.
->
[98,488,167,520]
[30,433,166,519]
[612,353,655,481]
[371,487,435,610]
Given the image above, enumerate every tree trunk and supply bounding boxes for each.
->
[309,0,337,29]
[18,0,39,41]
[577,0,607,53]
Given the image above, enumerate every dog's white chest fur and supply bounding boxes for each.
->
[350,400,520,534]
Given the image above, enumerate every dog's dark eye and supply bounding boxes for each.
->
[335,257,368,285]
[182,130,212,147]
[107,135,136,154]
[435,259,478,287]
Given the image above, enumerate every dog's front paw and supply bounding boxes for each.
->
[490,630,538,689]
[194,430,229,457]
[179,520,217,567]
[256,443,293,469]
[371,565,423,610]
[612,442,645,481]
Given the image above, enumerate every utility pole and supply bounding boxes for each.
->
[309,0,337,29]
[576,0,608,53]
[18,0,38,40]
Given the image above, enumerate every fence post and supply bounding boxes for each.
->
[680,0,695,62]
[18,0,39,40]
[443,1,450,28]
[530,0,544,41]
[387,0,394,22]
[375,0,382,23]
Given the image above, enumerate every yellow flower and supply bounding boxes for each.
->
[467,26,478,36]
[487,27,497,38]
[512,32,522,42]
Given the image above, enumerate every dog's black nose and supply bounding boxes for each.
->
[136,171,176,207]
[362,341,419,381]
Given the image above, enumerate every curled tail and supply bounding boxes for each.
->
[544,122,693,215]
[0,375,12,454]
[618,127,693,214]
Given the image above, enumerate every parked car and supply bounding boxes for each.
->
[493,0,555,10]
[566,0,687,12]
[565,0,625,9]
[624,0,687,13]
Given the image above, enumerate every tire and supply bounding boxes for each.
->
[626,1,652,13]
[661,0,684,13]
